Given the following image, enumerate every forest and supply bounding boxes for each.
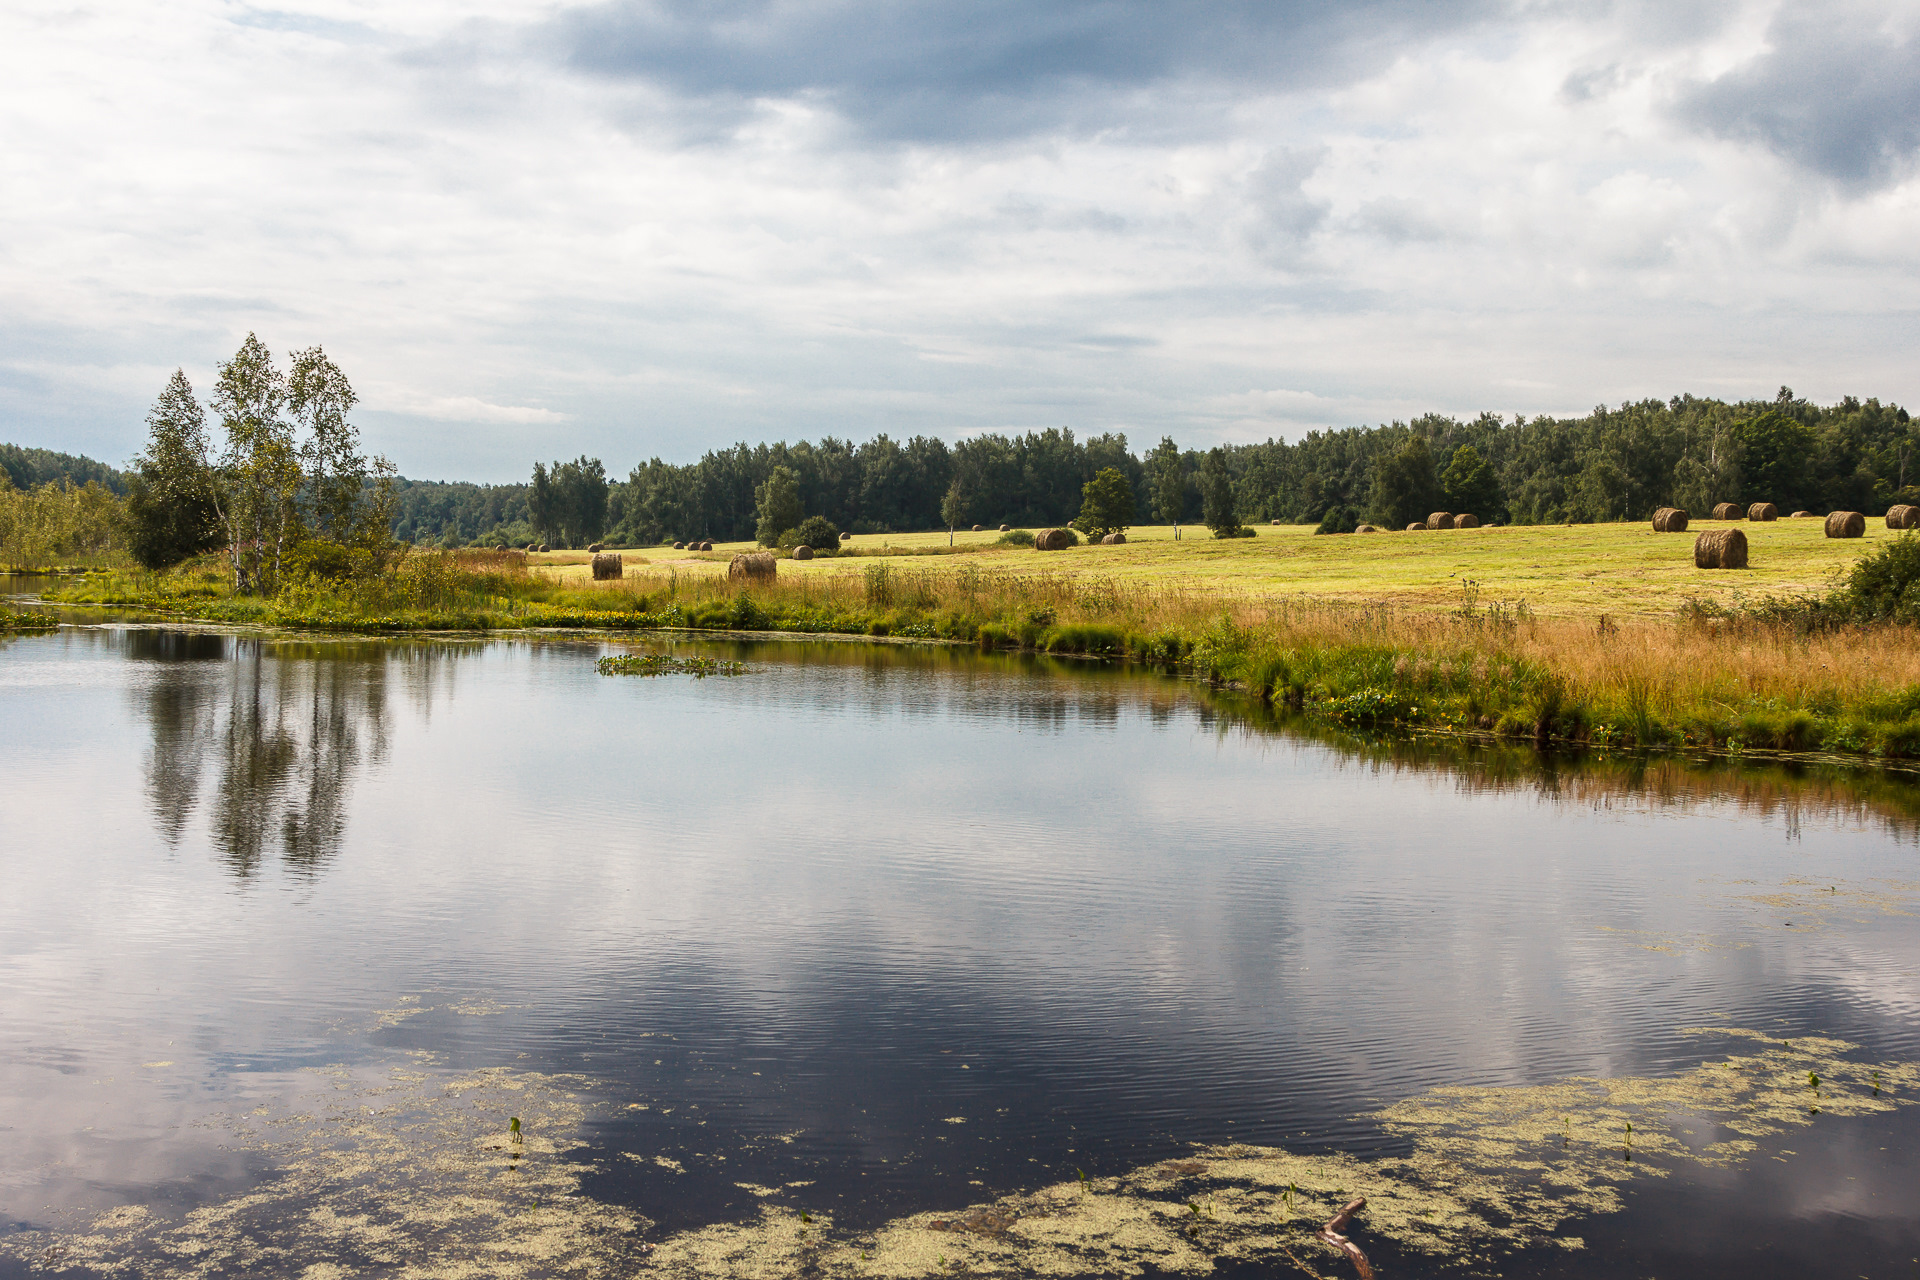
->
[379,387,1916,548]
[5,386,1914,553]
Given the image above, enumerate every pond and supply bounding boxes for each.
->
[2,619,1918,1278]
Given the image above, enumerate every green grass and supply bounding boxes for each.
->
[40,527,1920,766]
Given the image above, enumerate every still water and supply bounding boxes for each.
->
[2,620,1918,1278]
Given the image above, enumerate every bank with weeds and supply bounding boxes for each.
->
[38,537,1920,765]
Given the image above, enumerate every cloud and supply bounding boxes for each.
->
[389,395,571,425]
[1675,2,1920,189]
[549,0,1501,142]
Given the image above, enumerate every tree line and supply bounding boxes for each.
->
[12,382,1916,560]
[449,387,1911,548]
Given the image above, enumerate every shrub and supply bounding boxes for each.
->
[793,514,841,550]
[1314,506,1359,535]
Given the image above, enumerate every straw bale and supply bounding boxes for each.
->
[729,552,776,581]
[588,542,603,553]
[840,531,852,540]
[1034,528,1074,550]
[791,544,813,560]
[1694,528,1748,569]
[1101,532,1126,544]
[998,524,1010,532]
[971,524,981,531]
[672,541,685,550]
[1825,510,1865,538]
[591,552,623,580]
[1747,502,1778,521]
[1453,513,1479,528]
[1711,502,1742,520]
[1405,522,1426,531]
[699,541,714,551]
[1356,524,1379,533]
[1791,510,1814,518]
[1652,507,1688,532]
[1426,511,1454,529]
[1888,504,1919,529]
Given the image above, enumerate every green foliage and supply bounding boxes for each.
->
[793,514,841,550]
[1370,435,1438,529]
[754,465,804,547]
[1834,532,1920,623]
[1731,408,1818,513]
[1073,467,1136,538]
[0,479,127,568]
[126,370,222,570]
[529,456,608,549]
[1314,506,1359,535]
[1146,436,1187,524]
[595,653,746,677]
[0,443,126,495]
[1440,444,1499,517]
[939,473,971,530]
[1201,448,1241,537]
[996,528,1036,547]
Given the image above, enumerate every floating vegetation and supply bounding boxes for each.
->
[6,1028,1913,1279]
[0,603,56,632]
[596,652,747,678]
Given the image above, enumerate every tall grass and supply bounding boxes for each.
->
[45,548,1920,761]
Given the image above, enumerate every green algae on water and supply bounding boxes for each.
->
[6,1028,1913,1279]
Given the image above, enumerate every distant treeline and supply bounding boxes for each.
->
[395,388,1916,547]
[8,386,1914,549]
[1,443,128,495]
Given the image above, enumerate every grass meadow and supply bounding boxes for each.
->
[39,515,1920,764]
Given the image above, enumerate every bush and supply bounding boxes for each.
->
[793,514,841,550]
[1835,532,1920,622]
[996,529,1036,547]
[1314,506,1359,535]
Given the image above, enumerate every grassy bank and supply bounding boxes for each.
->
[37,531,1920,764]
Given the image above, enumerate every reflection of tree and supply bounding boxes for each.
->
[130,632,438,879]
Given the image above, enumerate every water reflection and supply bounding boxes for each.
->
[122,631,492,877]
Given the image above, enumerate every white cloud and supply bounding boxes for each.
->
[0,0,1915,480]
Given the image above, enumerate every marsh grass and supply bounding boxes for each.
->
[45,546,1920,762]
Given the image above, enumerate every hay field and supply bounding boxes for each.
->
[532,516,1888,618]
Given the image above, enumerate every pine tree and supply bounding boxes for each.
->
[126,370,223,569]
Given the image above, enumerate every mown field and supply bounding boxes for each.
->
[531,516,1883,618]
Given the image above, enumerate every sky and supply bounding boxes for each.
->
[3,0,1917,483]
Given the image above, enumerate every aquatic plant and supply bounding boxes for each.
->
[596,653,747,678]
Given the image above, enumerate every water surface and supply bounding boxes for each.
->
[2,622,1918,1277]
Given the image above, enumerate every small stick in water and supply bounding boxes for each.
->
[1320,1197,1373,1280]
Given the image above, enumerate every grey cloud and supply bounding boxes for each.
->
[545,0,1502,143]
[1676,5,1920,189]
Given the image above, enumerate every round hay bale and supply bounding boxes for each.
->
[1791,510,1814,518]
[1652,507,1689,533]
[1271,519,1282,525]
[1694,528,1749,569]
[1454,513,1480,528]
[729,552,777,581]
[1748,502,1778,522]
[1427,511,1454,530]
[524,542,537,552]
[1887,504,1919,529]
[1101,532,1127,545]
[998,523,1010,532]
[1405,521,1426,531]
[672,541,685,550]
[591,552,623,580]
[537,543,550,553]
[1711,502,1742,520]
[971,524,982,532]
[1825,510,1866,538]
[1356,524,1379,533]
[699,541,714,551]
[840,530,852,540]
[1033,528,1074,551]
[791,544,814,560]
[588,542,604,553]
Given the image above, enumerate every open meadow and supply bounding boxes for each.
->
[532,515,1888,619]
